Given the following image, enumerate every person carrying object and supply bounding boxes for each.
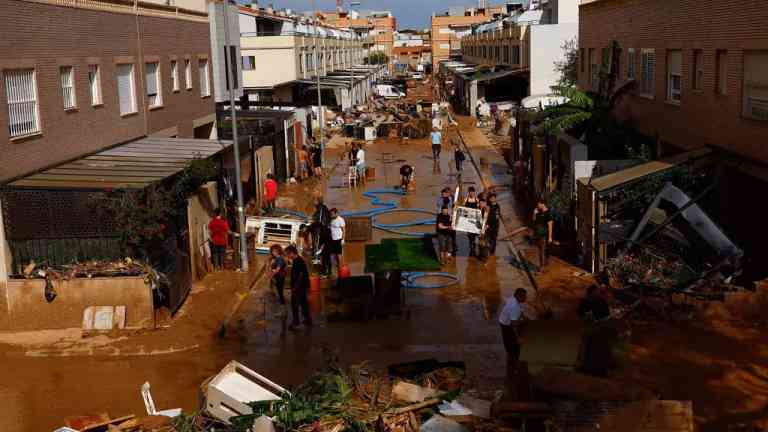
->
[463,187,480,257]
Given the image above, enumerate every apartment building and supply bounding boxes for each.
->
[430,3,509,71]
[578,0,768,269]
[463,0,578,96]
[0,0,217,184]
[393,32,432,72]
[239,6,378,110]
[321,10,397,70]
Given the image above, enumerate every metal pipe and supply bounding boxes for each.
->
[222,0,249,272]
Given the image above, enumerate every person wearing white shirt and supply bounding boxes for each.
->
[356,147,366,181]
[329,208,346,275]
[498,288,529,363]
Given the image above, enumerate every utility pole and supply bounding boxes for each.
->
[222,0,249,272]
[312,0,324,167]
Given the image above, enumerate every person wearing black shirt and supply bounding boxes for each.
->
[531,198,554,268]
[577,285,610,321]
[454,142,466,172]
[463,187,480,256]
[400,164,414,192]
[485,193,502,255]
[285,245,312,329]
[436,206,454,264]
[311,197,332,274]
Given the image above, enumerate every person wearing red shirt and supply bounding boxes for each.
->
[208,208,230,271]
[263,173,278,214]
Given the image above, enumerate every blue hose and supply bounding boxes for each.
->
[339,188,437,238]
[403,272,459,289]
[273,189,437,237]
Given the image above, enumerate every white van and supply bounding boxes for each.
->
[375,84,406,99]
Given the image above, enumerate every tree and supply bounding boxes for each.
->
[553,38,579,88]
[364,51,389,65]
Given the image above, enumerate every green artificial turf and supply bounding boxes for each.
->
[364,237,440,273]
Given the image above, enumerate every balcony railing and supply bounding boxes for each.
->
[20,0,208,22]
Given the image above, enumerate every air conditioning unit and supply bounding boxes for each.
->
[246,215,307,252]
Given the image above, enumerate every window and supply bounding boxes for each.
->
[60,66,76,109]
[116,64,137,115]
[716,50,728,95]
[88,64,102,106]
[145,62,161,107]
[641,48,656,96]
[185,59,193,89]
[242,56,255,71]
[580,48,585,73]
[589,48,598,88]
[743,51,768,121]
[627,48,636,80]
[4,69,40,137]
[512,45,520,65]
[199,59,210,97]
[692,50,703,91]
[170,60,179,92]
[666,50,682,102]
[299,53,304,74]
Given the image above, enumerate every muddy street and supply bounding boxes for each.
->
[0,127,584,431]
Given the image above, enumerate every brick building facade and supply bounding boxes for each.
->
[578,0,768,279]
[0,0,217,183]
[578,0,768,165]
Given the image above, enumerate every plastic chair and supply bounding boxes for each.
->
[347,165,358,188]
[141,382,182,418]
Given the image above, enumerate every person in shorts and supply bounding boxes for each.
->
[400,164,414,192]
[329,208,346,276]
[436,206,454,264]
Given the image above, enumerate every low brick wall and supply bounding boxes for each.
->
[0,277,154,331]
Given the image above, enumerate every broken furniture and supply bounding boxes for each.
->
[141,382,182,418]
[202,360,288,424]
[245,216,306,253]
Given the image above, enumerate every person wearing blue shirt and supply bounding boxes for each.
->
[430,128,442,161]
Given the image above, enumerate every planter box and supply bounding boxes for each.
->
[0,276,154,331]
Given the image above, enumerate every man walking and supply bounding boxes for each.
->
[312,196,332,275]
[453,140,465,173]
[485,193,502,256]
[285,245,312,329]
[269,244,287,306]
[531,198,554,269]
[355,144,366,183]
[263,173,278,214]
[208,208,230,271]
[499,288,530,364]
[430,127,443,162]
[329,208,346,276]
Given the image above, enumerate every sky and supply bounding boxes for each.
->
[261,0,478,30]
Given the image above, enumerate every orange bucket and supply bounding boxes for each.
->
[310,275,321,292]
[339,265,351,279]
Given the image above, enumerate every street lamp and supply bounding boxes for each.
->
[311,0,324,167]
[221,0,248,272]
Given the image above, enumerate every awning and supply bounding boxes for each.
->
[464,68,528,82]
[7,137,233,190]
[585,148,713,193]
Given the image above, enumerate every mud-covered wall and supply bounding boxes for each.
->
[1,277,153,331]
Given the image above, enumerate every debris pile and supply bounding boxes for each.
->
[18,258,149,280]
